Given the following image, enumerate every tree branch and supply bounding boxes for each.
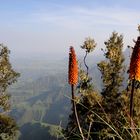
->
[84,51,89,75]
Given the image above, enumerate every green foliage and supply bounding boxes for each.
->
[98,32,125,97]
[0,44,20,139]
[81,37,96,53]
[77,69,93,95]
[0,114,18,140]
[0,44,19,111]
[92,32,129,139]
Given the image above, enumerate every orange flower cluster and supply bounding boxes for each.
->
[129,36,140,82]
[68,46,78,85]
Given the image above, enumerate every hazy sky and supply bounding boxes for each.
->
[0,0,140,58]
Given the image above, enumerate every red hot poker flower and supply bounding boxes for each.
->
[68,46,78,85]
[129,36,140,82]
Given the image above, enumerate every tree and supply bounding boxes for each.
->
[98,32,125,98]
[0,44,20,140]
[78,32,127,139]
[93,32,127,139]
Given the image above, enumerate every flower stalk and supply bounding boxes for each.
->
[68,46,85,140]
[129,36,140,130]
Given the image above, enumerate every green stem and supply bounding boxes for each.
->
[84,51,88,75]
[87,121,92,140]
[130,79,135,130]
[71,85,85,140]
